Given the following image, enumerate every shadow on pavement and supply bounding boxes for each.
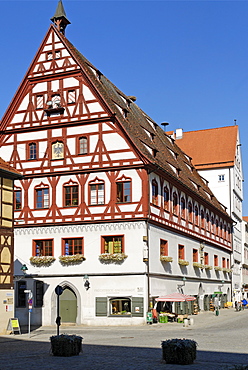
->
[0,336,247,370]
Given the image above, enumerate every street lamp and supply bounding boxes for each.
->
[84,275,90,290]
[177,277,186,292]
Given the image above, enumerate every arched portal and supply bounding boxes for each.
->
[60,286,77,323]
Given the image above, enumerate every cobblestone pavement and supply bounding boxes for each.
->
[0,308,248,370]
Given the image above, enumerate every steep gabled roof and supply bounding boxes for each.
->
[173,126,238,170]
[0,157,22,179]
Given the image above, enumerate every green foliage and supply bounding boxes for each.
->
[161,338,197,365]
[50,334,83,356]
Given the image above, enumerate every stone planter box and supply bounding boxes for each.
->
[161,338,197,365]
[50,334,83,357]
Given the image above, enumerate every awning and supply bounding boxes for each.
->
[155,292,196,302]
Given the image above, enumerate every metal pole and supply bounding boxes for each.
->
[28,309,30,338]
[57,293,59,336]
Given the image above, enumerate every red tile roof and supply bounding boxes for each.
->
[0,157,21,178]
[174,126,238,170]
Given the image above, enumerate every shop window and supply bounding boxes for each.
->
[160,239,168,256]
[117,179,131,203]
[33,239,53,256]
[16,281,26,307]
[34,281,44,307]
[110,297,131,316]
[102,235,124,254]
[62,238,83,255]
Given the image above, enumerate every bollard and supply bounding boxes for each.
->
[183,318,189,327]
[189,318,194,326]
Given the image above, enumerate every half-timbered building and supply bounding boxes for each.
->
[0,1,233,326]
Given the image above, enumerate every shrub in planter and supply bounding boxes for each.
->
[50,334,83,356]
[161,338,197,365]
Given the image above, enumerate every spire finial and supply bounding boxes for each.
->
[51,0,71,35]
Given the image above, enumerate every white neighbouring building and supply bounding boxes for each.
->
[174,126,243,302]
[0,1,233,326]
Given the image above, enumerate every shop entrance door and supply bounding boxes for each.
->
[60,287,77,323]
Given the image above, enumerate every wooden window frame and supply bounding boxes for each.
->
[36,94,44,110]
[160,239,168,257]
[181,197,186,219]
[152,179,158,206]
[222,257,226,268]
[34,281,44,308]
[194,205,199,225]
[101,235,124,254]
[67,89,76,104]
[14,188,22,210]
[188,202,193,223]
[163,186,169,210]
[178,244,185,260]
[63,183,79,207]
[33,239,54,257]
[193,249,198,263]
[35,185,49,209]
[89,179,105,205]
[204,252,209,265]
[116,178,131,203]
[200,210,205,228]
[78,136,88,155]
[62,238,84,255]
[27,142,37,160]
[214,254,218,267]
[173,192,178,215]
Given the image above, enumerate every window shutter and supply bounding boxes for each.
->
[131,297,144,317]
[95,297,107,316]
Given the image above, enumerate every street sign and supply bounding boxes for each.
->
[55,285,63,295]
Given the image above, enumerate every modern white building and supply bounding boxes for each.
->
[0,1,233,326]
[174,125,243,302]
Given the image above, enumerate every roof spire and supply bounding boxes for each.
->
[51,0,71,35]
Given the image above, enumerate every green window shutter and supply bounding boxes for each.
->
[96,297,107,316]
[131,297,144,317]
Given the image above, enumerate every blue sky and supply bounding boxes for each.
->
[1,0,248,213]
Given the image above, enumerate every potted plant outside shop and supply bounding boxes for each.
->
[161,338,197,365]
[50,334,83,356]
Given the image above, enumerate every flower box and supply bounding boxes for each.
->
[160,256,173,262]
[193,262,204,268]
[214,266,222,271]
[99,253,127,262]
[222,268,232,273]
[50,334,82,357]
[204,265,213,270]
[161,338,197,365]
[178,259,189,266]
[30,256,55,266]
[59,254,86,265]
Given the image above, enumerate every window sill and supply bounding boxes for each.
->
[178,259,189,266]
[59,255,86,264]
[193,262,204,269]
[30,256,55,266]
[99,253,128,263]
[160,256,173,262]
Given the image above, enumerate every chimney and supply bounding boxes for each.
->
[175,128,183,139]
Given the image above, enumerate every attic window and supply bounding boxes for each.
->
[55,50,61,59]
[47,52,53,61]
[123,109,128,118]
[152,149,158,158]
[36,95,44,109]
[68,90,76,104]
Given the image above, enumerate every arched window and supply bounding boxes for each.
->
[188,202,193,223]
[200,210,205,228]
[29,142,37,160]
[152,180,158,206]
[216,219,219,236]
[206,213,210,231]
[173,192,178,215]
[194,205,199,225]
[181,197,186,219]
[211,216,215,234]
[163,186,169,210]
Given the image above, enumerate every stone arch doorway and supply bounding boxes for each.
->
[60,286,77,324]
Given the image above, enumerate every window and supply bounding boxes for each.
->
[188,202,193,222]
[79,137,88,155]
[152,180,158,205]
[206,213,210,231]
[216,219,219,236]
[173,192,178,214]
[110,297,131,316]
[16,281,26,307]
[178,244,185,260]
[193,249,198,262]
[35,187,49,209]
[214,255,218,267]
[102,236,124,254]
[68,90,76,104]
[34,239,53,256]
[204,252,209,265]
[14,189,22,210]
[29,143,37,160]
[63,238,83,255]
[200,210,205,228]
[219,175,225,182]
[181,197,186,219]
[64,184,79,207]
[52,141,64,159]
[47,52,53,60]
[194,206,199,225]
[160,239,168,256]
[227,259,230,269]
[117,180,131,203]
[34,281,44,307]
[163,186,169,210]
[55,50,61,59]
[90,181,104,205]
[222,257,226,268]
